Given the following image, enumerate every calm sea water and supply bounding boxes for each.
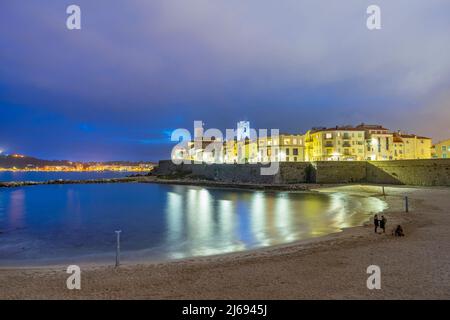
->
[0,183,387,266]
[0,171,137,182]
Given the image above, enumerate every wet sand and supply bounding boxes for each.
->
[1,185,449,299]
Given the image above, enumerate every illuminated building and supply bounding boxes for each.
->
[171,121,435,164]
[355,124,393,161]
[432,139,450,159]
[304,127,365,161]
[392,132,432,160]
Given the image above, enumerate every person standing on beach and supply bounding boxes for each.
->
[374,214,379,233]
[380,215,387,233]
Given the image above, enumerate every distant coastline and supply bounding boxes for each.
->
[0,153,155,172]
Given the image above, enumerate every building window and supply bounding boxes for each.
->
[325,133,332,139]
[285,148,290,155]
[442,146,447,152]
[386,137,389,151]
[293,148,298,156]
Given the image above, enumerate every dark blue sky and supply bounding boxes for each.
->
[1,0,450,161]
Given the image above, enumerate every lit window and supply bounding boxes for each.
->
[325,133,332,139]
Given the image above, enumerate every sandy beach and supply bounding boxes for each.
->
[1,184,449,299]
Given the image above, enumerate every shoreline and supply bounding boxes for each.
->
[0,175,315,191]
[1,184,449,298]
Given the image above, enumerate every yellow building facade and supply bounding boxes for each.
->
[258,134,305,163]
[432,139,450,159]
[393,133,432,160]
[304,127,366,161]
[171,122,434,163]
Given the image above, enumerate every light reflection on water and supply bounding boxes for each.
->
[0,183,387,265]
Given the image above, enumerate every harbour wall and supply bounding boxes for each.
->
[155,159,450,186]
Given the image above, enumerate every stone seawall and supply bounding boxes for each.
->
[155,159,450,186]
[367,159,450,186]
[155,161,280,184]
[314,161,367,184]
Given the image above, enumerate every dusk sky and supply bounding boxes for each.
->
[1,0,450,161]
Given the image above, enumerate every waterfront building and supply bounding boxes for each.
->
[258,134,304,163]
[432,139,450,159]
[171,121,434,164]
[392,132,432,160]
[304,126,365,161]
[355,124,394,161]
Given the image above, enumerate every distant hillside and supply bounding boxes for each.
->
[0,155,71,169]
[0,155,156,169]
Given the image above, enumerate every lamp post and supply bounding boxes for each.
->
[115,230,122,267]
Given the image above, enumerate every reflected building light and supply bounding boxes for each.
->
[166,191,183,244]
[250,192,270,246]
[197,188,213,239]
[184,187,214,256]
[329,193,352,229]
[186,189,199,244]
[218,200,234,241]
[274,194,294,241]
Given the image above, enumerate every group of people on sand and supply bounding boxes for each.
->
[374,214,404,237]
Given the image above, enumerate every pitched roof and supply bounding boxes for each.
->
[399,134,431,140]
[311,126,364,133]
[355,123,389,131]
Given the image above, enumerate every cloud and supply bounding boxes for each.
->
[1,0,450,159]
